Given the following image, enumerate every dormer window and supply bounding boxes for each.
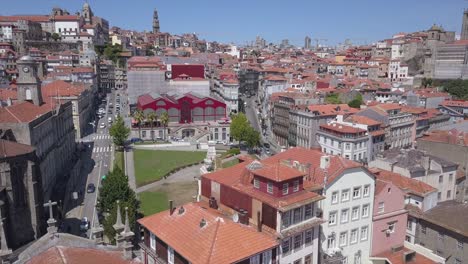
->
[253,178,259,189]
[293,180,299,192]
[267,182,273,194]
[282,183,289,195]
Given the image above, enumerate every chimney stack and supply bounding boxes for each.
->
[169,200,174,215]
[256,211,262,232]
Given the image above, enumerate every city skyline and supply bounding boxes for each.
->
[2,0,467,45]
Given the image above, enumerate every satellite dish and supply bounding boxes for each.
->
[232,213,239,223]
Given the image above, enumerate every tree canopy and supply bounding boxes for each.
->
[244,127,260,148]
[437,79,468,100]
[109,115,130,149]
[348,93,363,109]
[98,167,139,243]
[230,113,250,142]
[325,93,342,104]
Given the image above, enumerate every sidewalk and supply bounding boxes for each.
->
[125,149,137,191]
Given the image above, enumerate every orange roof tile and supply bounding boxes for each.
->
[26,246,139,264]
[375,247,437,264]
[320,123,367,134]
[253,163,305,182]
[345,115,381,126]
[138,202,278,264]
[0,101,53,123]
[370,168,436,197]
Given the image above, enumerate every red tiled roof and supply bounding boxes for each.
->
[418,129,468,146]
[440,99,468,108]
[138,202,278,264]
[26,246,139,264]
[42,80,86,98]
[307,104,358,116]
[253,163,305,182]
[0,139,34,159]
[345,115,381,126]
[369,168,436,197]
[320,123,366,134]
[0,101,53,123]
[263,147,363,188]
[375,247,437,264]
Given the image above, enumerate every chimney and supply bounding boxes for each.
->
[169,200,174,215]
[256,211,262,232]
[402,250,416,263]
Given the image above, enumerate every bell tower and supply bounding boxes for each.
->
[82,2,93,25]
[152,8,160,34]
[16,56,43,106]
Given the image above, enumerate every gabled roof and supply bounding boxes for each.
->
[138,202,278,264]
[27,246,139,264]
[0,101,53,123]
[0,139,34,159]
[369,168,436,197]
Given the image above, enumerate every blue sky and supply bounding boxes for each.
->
[2,0,466,46]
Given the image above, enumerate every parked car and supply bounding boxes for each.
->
[99,123,106,129]
[80,217,89,231]
[263,143,270,149]
[87,183,96,193]
[130,138,143,144]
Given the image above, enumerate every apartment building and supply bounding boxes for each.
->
[355,104,414,149]
[316,123,369,162]
[201,153,325,264]
[370,148,458,203]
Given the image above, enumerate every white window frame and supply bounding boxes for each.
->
[250,254,260,264]
[150,232,156,250]
[282,211,291,228]
[341,189,350,202]
[351,206,360,221]
[362,204,369,218]
[282,238,290,254]
[168,246,174,264]
[254,178,260,189]
[388,223,395,233]
[350,229,358,244]
[353,186,361,199]
[293,180,299,192]
[329,211,337,226]
[360,226,368,241]
[341,209,349,223]
[331,191,339,204]
[327,235,336,249]
[304,203,313,219]
[294,233,303,249]
[339,231,348,247]
[378,202,385,213]
[262,251,272,264]
[305,229,313,244]
[362,184,370,197]
[267,181,273,194]
[283,183,289,195]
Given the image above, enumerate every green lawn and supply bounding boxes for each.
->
[222,159,239,168]
[133,150,206,187]
[114,151,124,171]
[139,191,168,216]
[139,182,197,216]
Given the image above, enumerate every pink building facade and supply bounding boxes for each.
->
[371,179,408,256]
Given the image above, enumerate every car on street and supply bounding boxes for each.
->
[80,217,89,231]
[263,143,270,149]
[87,183,96,193]
[128,138,143,144]
[99,123,106,129]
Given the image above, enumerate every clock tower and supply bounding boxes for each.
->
[16,55,43,106]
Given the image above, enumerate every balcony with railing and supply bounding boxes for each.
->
[139,242,167,264]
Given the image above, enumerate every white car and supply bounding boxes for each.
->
[99,123,106,129]
[80,217,89,231]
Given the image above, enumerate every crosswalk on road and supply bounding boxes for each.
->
[94,135,112,140]
[92,146,113,153]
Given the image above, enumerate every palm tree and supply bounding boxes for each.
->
[160,111,169,141]
[146,112,158,141]
[133,109,145,139]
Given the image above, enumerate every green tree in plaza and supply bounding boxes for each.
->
[230,113,250,142]
[159,111,169,140]
[146,112,158,141]
[348,93,363,109]
[51,33,60,41]
[109,115,130,150]
[98,167,139,243]
[133,110,145,138]
[440,79,468,100]
[245,126,261,149]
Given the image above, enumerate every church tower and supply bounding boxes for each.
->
[16,56,43,106]
[82,2,93,25]
[152,8,160,33]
